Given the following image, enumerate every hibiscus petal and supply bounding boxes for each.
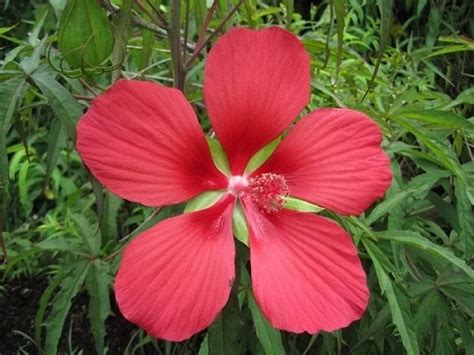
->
[115,196,235,341]
[77,80,227,206]
[242,199,369,333]
[255,108,392,215]
[204,27,310,174]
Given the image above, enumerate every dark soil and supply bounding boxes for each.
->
[0,274,136,354]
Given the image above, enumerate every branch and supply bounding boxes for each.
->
[185,0,244,69]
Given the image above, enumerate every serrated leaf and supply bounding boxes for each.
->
[86,260,112,355]
[31,69,82,141]
[362,238,398,276]
[45,260,90,354]
[35,268,70,349]
[394,110,474,131]
[184,190,225,213]
[376,231,474,279]
[208,294,240,355]
[44,119,66,186]
[71,213,98,255]
[20,36,48,74]
[368,249,420,355]
[367,190,411,226]
[101,191,123,245]
[413,290,441,339]
[396,119,466,180]
[36,239,83,254]
[247,291,285,355]
[58,0,114,69]
[454,178,474,257]
[0,76,26,231]
[455,315,474,354]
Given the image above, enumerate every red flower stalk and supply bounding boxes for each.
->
[77,27,392,341]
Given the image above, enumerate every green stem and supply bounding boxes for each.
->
[169,0,185,90]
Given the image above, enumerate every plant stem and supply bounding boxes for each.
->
[169,0,185,90]
[185,0,245,70]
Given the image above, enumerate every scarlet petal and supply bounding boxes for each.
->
[242,199,369,333]
[77,80,227,206]
[115,197,235,341]
[256,109,392,215]
[204,27,310,174]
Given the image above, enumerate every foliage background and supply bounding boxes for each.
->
[1,0,473,354]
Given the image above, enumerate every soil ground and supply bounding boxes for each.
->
[0,275,136,354]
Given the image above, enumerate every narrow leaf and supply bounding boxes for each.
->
[31,69,82,141]
[86,260,112,355]
[376,230,474,279]
[367,247,420,355]
[45,261,90,354]
[247,292,285,355]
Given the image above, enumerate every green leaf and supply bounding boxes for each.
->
[244,136,281,175]
[198,335,209,355]
[31,69,82,141]
[111,0,133,81]
[20,36,48,74]
[0,76,26,227]
[71,213,99,255]
[413,290,441,339]
[376,231,474,279]
[207,137,231,176]
[333,0,345,77]
[44,119,66,186]
[86,260,112,355]
[367,246,420,355]
[444,87,474,109]
[208,294,241,355]
[362,238,398,276]
[184,190,225,213]
[283,196,324,213]
[396,119,466,180]
[100,192,123,245]
[367,190,411,226]
[232,202,248,246]
[247,291,285,355]
[35,268,70,349]
[58,0,114,69]
[45,260,90,354]
[36,239,83,254]
[454,178,474,257]
[455,315,474,354]
[362,0,392,100]
[393,110,474,131]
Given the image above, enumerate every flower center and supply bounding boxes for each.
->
[227,175,249,197]
[248,173,289,213]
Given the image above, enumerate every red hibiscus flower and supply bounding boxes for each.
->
[76,27,392,341]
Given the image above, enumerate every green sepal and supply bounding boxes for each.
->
[207,137,231,176]
[283,196,324,213]
[244,136,281,175]
[232,202,249,246]
[184,190,225,213]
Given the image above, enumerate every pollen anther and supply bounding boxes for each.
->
[249,173,289,213]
